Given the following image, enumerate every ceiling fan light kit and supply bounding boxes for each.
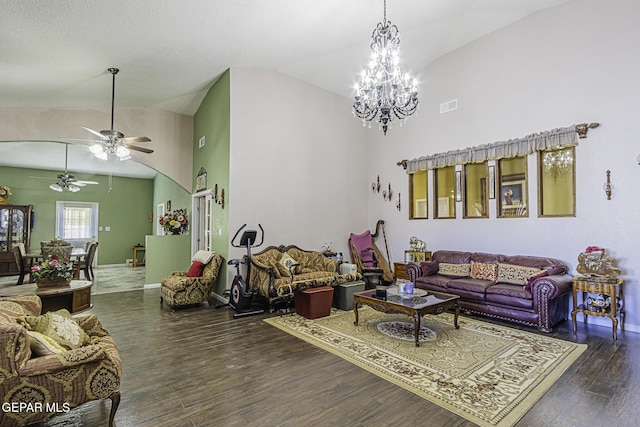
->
[72,67,153,160]
[32,144,99,193]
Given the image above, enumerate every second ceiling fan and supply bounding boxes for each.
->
[72,67,153,160]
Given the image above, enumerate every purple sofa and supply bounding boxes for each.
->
[406,250,572,332]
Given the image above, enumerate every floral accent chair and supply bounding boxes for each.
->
[160,251,224,308]
[249,245,361,312]
[0,295,122,427]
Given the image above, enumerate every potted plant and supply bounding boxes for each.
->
[30,256,73,287]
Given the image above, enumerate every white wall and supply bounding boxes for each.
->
[228,68,369,280]
[368,0,640,332]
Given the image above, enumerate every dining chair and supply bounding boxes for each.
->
[41,244,73,261]
[78,242,99,280]
[11,243,30,285]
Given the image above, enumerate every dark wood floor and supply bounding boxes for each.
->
[37,289,639,427]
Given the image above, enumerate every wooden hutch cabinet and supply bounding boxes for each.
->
[0,205,33,276]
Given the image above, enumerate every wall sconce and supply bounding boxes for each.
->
[213,184,225,208]
[603,170,612,200]
[382,183,393,201]
[217,189,225,209]
[396,193,401,211]
[371,175,381,193]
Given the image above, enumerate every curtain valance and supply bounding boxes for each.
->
[405,125,580,173]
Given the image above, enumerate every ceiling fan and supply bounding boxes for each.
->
[31,144,99,192]
[66,67,153,160]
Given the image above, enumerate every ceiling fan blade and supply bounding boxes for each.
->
[74,180,99,185]
[29,176,56,181]
[82,126,107,140]
[126,145,154,154]
[121,136,151,144]
[60,138,102,145]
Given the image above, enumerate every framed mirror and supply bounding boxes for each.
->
[433,166,455,219]
[463,162,488,218]
[409,170,428,219]
[498,156,528,217]
[538,147,576,217]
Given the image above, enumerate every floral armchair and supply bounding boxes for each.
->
[160,251,224,308]
[0,295,122,427]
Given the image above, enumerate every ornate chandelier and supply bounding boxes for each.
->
[353,0,418,135]
[542,148,574,178]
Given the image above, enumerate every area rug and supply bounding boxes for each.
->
[264,308,586,427]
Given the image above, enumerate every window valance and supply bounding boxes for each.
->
[403,124,597,174]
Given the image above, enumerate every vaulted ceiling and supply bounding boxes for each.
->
[1,0,568,116]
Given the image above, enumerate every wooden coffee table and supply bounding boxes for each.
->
[353,287,460,347]
[0,280,93,314]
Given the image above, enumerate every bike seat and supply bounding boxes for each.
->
[227,259,242,266]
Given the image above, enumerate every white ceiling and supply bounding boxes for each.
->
[0,0,569,177]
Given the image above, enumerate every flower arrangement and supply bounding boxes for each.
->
[0,185,11,199]
[159,209,188,235]
[31,256,73,281]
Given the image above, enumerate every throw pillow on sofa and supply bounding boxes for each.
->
[497,263,543,286]
[28,330,67,356]
[21,309,90,350]
[438,263,471,277]
[277,253,299,277]
[470,261,498,281]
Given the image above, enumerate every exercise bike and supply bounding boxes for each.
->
[218,224,265,318]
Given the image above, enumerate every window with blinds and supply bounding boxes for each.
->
[63,206,92,239]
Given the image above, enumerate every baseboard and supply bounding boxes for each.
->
[96,263,129,268]
[211,292,228,304]
[144,283,160,289]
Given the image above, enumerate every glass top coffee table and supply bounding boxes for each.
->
[353,287,460,347]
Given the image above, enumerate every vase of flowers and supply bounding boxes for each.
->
[159,209,188,235]
[31,256,73,287]
[0,185,11,205]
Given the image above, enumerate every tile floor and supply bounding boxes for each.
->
[0,265,146,295]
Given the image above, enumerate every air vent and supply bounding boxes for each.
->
[440,99,458,114]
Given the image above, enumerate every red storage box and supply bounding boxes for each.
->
[294,286,334,319]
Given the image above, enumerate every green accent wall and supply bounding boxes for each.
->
[146,172,192,284]
[193,70,230,296]
[1,165,153,264]
[145,235,191,284]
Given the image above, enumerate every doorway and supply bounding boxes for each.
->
[191,190,213,256]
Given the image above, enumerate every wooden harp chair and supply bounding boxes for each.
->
[348,220,394,288]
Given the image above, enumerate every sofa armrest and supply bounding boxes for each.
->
[249,260,278,297]
[0,323,32,374]
[531,273,573,306]
[406,261,437,281]
[20,343,107,376]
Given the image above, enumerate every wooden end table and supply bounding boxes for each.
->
[571,275,624,340]
[353,287,459,347]
[0,280,93,314]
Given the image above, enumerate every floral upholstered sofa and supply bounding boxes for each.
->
[406,250,572,332]
[0,295,121,427]
[249,245,362,312]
